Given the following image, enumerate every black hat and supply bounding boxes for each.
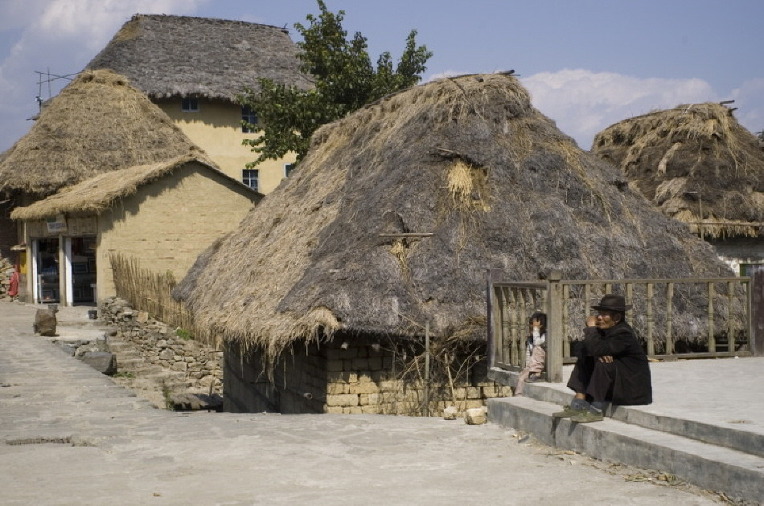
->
[591,294,632,312]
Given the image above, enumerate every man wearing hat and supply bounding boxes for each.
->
[554,294,652,422]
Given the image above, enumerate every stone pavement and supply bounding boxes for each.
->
[0,302,744,505]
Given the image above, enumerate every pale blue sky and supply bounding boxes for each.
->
[2,0,763,152]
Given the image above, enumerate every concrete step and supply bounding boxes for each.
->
[495,371,764,459]
[488,396,764,502]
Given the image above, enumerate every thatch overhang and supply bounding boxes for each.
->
[85,14,313,102]
[10,154,259,222]
[592,103,764,238]
[174,74,734,358]
[0,69,204,197]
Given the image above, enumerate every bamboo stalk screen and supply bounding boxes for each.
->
[109,253,198,340]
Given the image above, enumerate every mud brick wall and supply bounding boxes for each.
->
[225,334,512,416]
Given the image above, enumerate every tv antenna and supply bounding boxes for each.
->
[34,69,77,111]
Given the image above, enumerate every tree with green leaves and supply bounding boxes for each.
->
[240,1,433,166]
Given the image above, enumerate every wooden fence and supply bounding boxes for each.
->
[487,270,762,383]
[109,253,195,335]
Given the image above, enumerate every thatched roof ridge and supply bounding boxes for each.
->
[175,74,734,358]
[0,69,204,196]
[85,14,312,101]
[10,154,256,221]
[592,103,764,238]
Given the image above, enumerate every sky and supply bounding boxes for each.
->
[1,0,763,153]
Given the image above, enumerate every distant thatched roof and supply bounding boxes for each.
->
[174,74,733,357]
[593,103,764,238]
[10,154,257,221]
[85,14,312,102]
[0,69,204,197]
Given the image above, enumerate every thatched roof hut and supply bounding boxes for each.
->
[175,74,733,359]
[0,69,203,197]
[10,154,243,221]
[85,14,312,102]
[592,103,764,238]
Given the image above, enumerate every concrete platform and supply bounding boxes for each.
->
[0,301,756,505]
[488,358,764,503]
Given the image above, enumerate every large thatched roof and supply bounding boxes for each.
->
[10,154,257,221]
[0,69,204,197]
[592,103,764,238]
[174,73,733,357]
[85,14,312,101]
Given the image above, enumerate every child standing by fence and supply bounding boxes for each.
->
[514,312,546,396]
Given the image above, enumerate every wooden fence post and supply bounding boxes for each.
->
[752,266,764,357]
[486,269,496,368]
[546,271,564,382]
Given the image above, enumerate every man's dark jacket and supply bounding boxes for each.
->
[583,320,652,405]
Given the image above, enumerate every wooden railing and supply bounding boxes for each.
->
[487,270,762,383]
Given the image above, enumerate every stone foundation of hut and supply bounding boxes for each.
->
[224,334,513,416]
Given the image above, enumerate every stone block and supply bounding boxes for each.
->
[466,387,481,399]
[366,356,382,370]
[171,361,188,372]
[349,382,379,395]
[481,385,499,397]
[78,351,117,375]
[326,383,347,395]
[464,407,487,425]
[443,405,458,420]
[326,393,359,407]
[350,358,369,370]
[326,359,343,372]
[33,309,57,337]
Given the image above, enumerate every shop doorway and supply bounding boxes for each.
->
[67,236,96,304]
[34,238,60,303]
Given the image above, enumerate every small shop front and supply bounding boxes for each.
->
[26,215,97,306]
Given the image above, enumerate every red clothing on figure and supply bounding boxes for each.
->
[8,271,19,297]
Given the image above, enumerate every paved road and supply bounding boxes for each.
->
[0,302,727,505]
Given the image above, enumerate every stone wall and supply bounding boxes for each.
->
[226,333,513,416]
[100,296,223,394]
[0,256,15,299]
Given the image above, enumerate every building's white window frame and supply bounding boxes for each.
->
[181,97,199,112]
[284,163,296,178]
[242,168,259,191]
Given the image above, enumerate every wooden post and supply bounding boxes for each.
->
[646,283,655,356]
[486,269,496,368]
[518,288,527,367]
[666,282,674,354]
[562,284,570,359]
[424,320,430,417]
[546,271,564,382]
[707,282,716,353]
[752,266,764,356]
[727,280,734,352]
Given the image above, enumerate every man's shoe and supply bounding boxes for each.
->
[570,410,604,423]
[552,405,587,418]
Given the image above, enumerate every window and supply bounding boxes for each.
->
[284,163,296,178]
[242,169,259,191]
[181,97,199,112]
[242,106,258,133]
[740,263,763,277]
